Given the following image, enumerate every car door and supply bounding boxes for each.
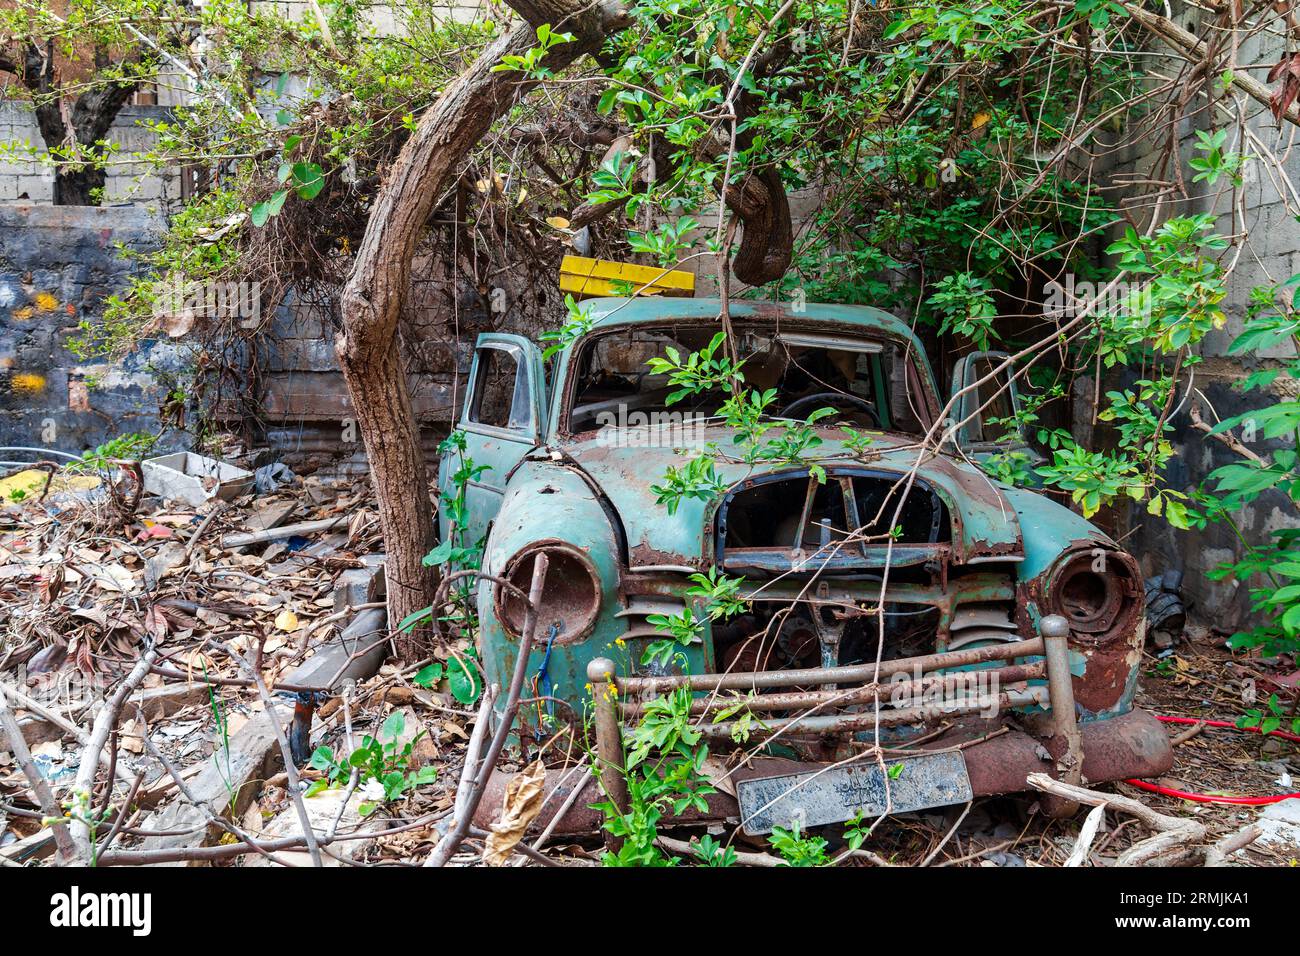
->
[948,350,1042,467]
[438,333,547,551]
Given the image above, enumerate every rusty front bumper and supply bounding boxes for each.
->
[474,623,1173,835]
[474,707,1173,835]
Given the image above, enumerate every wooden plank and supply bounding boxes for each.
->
[559,255,695,299]
[0,714,63,753]
[287,608,388,693]
[221,515,347,549]
[0,828,56,865]
[244,500,298,534]
[129,682,209,721]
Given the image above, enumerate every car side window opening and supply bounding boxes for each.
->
[568,324,930,435]
[961,354,1015,444]
[467,345,531,432]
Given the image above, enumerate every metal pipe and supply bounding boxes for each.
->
[1040,614,1083,814]
[619,660,1046,717]
[588,656,629,853]
[426,553,549,867]
[698,687,1049,739]
[619,636,1045,696]
[0,447,80,460]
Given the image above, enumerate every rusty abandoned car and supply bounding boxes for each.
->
[443,297,1174,837]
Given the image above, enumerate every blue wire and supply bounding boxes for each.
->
[533,622,560,737]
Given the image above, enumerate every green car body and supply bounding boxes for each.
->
[441,298,1172,826]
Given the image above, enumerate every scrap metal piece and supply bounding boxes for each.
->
[737,751,973,835]
[1041,613,1083,816]
[588,657,628,852]
[1144,570,1186,636]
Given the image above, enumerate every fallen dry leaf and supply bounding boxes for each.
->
[32,739,62,761]
[483,758,547,866]
[145,605,170,641]
[26,640,67,675]
[85,562,137,593]
[39,564,65,604]
[120,717,146,754]
[1269,51,1300,120]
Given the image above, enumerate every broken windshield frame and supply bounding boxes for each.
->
[561,320,939,437]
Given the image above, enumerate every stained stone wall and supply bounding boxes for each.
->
[0,204,189,455]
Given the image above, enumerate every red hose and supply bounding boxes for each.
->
[1122,713,1300,805]
[1152,714,1300,744]
[1122,778,1294,805]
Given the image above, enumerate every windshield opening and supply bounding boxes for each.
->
[567,323,933,435]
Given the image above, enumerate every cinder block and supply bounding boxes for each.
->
[333,557,387,614]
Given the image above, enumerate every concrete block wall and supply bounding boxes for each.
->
[0,103,182,209]
[249,0,487,34]
[0,103,55,203]
[0,0,491,206]
[1080,4,1300,629]
[256,260,499,470]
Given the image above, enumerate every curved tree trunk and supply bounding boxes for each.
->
[336,4,627,662]
[55,166,108,206]
[9,42,141,207]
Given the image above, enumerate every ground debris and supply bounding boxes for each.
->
[1,464,1295,867]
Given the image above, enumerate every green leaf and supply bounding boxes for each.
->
[309,746,334,771]
[292,162,325,200]
[396,606,433,633]
[381,710,405,743]
[422,539,456,567]
[250,189,287,227]
[412,662,445,688]
[448,654,482,705]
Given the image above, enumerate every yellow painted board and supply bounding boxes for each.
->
[560,274,672,297]
[0,468,100,501]
[560,255,695,298]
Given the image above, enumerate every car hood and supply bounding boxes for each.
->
[551,425,1024,570]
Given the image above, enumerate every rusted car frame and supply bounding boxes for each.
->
[444,297,1174,838]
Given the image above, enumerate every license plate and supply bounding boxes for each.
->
[736,751,973,835]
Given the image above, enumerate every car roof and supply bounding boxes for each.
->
[578,297,925,350]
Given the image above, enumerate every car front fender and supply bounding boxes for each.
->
[476,461,626,729]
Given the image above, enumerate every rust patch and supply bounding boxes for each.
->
[494,540,602,644]
[629,539,699,569]
[1030,546,1143,714]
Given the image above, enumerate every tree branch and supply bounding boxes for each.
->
[1124,2,1300,127]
